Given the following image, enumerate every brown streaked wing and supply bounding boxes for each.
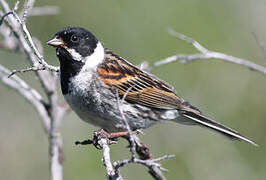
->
[97,49,183,110]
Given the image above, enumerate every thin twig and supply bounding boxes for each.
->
[8,66,46,78]
[0,0,59,74]
[21,0,35,23]
[0,1,64,180]
[0,64,50,133]
[2,1,264,179]
[116,88,137,159]
[149,27,266,76]
[252,32,266,59]
[113,89,175,180]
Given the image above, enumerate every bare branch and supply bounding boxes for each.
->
[75,90,175,179]
[98,138,122,180]
[8,66,46,77]
[21,0,35,23]
[2,1,263,179]
[0,64,50,133]
[166,27,209,54]
[113,151,175,180]
[0,1,64,180]
[112,90,175,180]
[78,128,174,180]
[1,0,177,180]
[150,27,266,76]
[75,130,122,180]
[0,0,59,73]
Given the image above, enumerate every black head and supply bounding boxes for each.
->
[47,27,102,94]
[47,27,99,61]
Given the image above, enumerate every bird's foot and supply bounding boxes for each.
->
[75,129,116,149]
[75,129,138,149]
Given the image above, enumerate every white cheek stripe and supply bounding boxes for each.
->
[82,42,105,69]
[65,47,83,61]
[63,41,105,66]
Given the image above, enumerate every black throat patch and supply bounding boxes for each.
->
[57,47,85,94]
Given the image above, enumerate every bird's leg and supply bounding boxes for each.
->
[94,129,139,139]
[109,131,134,138]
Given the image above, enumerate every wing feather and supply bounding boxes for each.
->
[96,50,257,146]
[97,49,186,110]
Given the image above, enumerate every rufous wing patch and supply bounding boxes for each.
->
[97,49,200,112]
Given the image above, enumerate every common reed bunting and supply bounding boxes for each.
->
[47,27,257,146]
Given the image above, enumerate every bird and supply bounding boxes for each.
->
[47,26,257,146]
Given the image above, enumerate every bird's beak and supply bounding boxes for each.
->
[47,37,64,47]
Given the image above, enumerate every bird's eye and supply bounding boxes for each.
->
[71,35,79,42]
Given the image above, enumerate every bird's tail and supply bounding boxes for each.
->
[180,111,258,146]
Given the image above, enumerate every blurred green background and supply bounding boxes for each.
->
[1,0,266,179]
